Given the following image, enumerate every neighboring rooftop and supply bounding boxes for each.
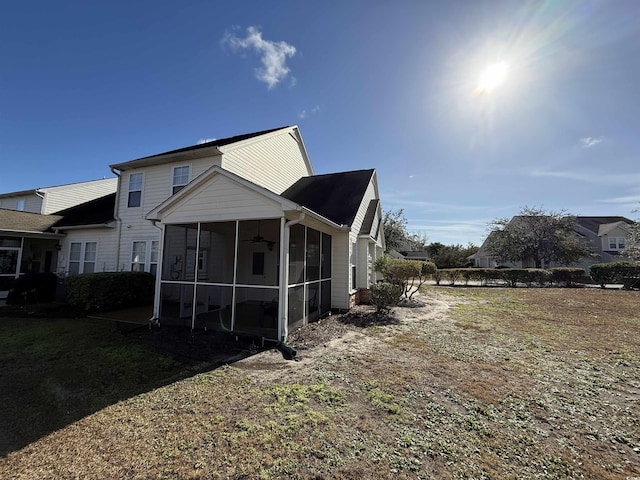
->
[0,209,62,234]
[282,169,375,226]
[576,216,633,235]
[52,193,116,228]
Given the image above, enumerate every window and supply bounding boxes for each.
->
[68,242,97,275]
[131,240,160,275]
[128,173,143,208]
[131,242,147,272]
[172,166,190,194]
[16,199,25,211]
[150,241,159,276]
[608,237,626,251]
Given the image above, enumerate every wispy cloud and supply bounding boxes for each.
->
[596,193,640,213]
[197,138,216,144]
[530,169,640,186]
[580,136,602,148]
[298,105,322,120]
[222,26,296,89]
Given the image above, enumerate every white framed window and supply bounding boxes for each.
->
[16,199,25,211]
[68,241,97,275]
[131,240,159,275]
[608,236,626,251]
[128,173,143,208]
[172,166,190,194]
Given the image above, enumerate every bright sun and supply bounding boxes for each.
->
[476,61,509,94]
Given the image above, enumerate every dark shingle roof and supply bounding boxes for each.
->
[576,216,633,234]
[0,209,62,233]
[281,169,375,226]
[52,193,116,228]
[111,126,290,169]
[359,199,379,235]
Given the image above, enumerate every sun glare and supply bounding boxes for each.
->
[476,61,509,94]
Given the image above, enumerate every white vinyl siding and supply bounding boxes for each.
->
[222,130,312,194]
[40,178,117,214]
[0,194,43,213]
[172,166,190,195]
[159,174,287,224]
[330,232,350,309]
[57,229,118,275]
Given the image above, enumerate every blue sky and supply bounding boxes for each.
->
[1,0,639,245]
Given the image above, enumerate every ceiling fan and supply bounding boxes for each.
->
[242,221,277,251]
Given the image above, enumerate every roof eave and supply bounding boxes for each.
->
[110,146,223,171]
[54,223,116,231]
[0,229,64,239]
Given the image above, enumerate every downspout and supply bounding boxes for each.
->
[149,219,164,326]
[110,167,123,272]
[280,211,305,342]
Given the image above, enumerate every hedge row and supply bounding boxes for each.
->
[589,262,640,288]
[65,272,155,312]
[433,267,586,287]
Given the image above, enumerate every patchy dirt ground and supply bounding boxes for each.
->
[1,287,639,479]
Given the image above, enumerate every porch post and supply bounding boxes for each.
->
[278,217,286,342]
[152,223,165,326]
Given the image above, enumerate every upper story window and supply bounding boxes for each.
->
[608,236,626,251]
[172,165,189,194]
[128,173,143,208]
[172,166,190,194]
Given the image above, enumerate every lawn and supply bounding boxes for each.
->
[0,287,638,479]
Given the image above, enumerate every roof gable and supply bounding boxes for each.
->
[110,126,292,170]
[281,169,375,227]
[146,165,299,223]
[576,216,633,235]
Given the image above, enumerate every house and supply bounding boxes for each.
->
[0,179,117,304]
[0,178,117,214]
[1,126,385,341]
[471,216,634,269]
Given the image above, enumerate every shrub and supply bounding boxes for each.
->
[370,282,403,312]
[590,262,640,288]
[550,268,585,287]
[374,257,435,299]
[66,272,155,312]
[7,272,58,305]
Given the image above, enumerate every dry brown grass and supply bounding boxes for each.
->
[1,287,638,479]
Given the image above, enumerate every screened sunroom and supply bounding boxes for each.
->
[156,219,332,340]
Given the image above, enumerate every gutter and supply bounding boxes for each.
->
[110,167,123,272]
[298,206,350,232]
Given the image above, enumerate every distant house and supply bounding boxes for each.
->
[0,179,117,303]
[470,216,634,269]
[0,178,117,215]
[0,126,385,342]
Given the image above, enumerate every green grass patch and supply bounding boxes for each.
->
[0,317,191,455]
